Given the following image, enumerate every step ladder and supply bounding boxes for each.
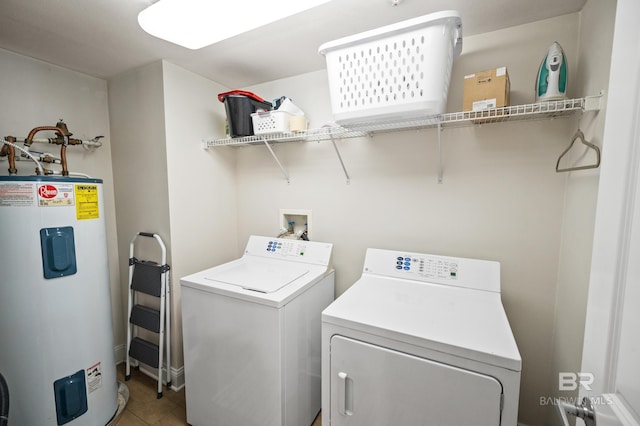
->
[125,232,171,399]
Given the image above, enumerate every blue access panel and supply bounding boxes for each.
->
[53,370,87,425]
[40,227,77,279]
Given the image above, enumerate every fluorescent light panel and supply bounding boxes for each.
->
[139,0,331,50]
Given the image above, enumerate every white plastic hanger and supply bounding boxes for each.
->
[556,129,601,172]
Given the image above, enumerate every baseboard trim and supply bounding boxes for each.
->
[114,344,184,391]
[136,365,185,392]
[114,343,126,364]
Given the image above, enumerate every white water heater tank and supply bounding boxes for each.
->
[0,176,118,425]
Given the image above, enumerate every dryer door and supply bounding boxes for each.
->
[330,336,503,425]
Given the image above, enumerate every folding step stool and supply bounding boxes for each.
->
[125,232,171,399]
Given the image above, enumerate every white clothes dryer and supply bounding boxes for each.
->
[322,248,521,426]
[181,235,334,426]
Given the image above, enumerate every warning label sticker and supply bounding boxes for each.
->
[86,362,103,393]
[37,183,75,207]
[0,182,36,207]
[75,184,99,220]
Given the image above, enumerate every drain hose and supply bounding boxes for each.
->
[0,373,8,426]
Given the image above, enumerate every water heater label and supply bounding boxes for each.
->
[75,184,100,220]
[37,183,75,207]
[0,182,36,207]
[86,362,103,393]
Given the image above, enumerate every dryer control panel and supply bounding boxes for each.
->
[393,254,458,279]
[362,248,500,293]
[243,235,333,266]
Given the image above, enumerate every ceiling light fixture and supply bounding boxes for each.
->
[138,0,332,50]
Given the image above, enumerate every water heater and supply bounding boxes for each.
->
[0,176,118,425]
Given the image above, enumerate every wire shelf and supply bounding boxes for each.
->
[345,97,589,133]
[204,96,599,148]
[204,126,368,147]
[441,97,586,126]
[202,94,601,184]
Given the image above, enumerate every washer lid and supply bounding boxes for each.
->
[204,260,310,293]
[322,275,521,371]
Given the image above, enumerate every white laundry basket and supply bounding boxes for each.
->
[318,10,462,126]
[251,110,294,135]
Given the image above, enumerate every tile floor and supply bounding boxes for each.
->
[115,364,186,426]
[114,364,322,426]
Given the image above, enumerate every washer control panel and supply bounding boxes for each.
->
[264,239,305,256]
[363,248,500,292]
[244,235,332,266]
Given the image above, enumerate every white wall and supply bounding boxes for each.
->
[237,14,587,425]
[547,0,616,424]
[0,48,123,354]
[162,61,239,370]
[108,61,172,366]
[108,60,239,385]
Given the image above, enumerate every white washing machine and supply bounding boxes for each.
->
[322,248,521,426]
[181,235,334,426]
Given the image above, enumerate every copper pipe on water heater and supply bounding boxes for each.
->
[59,144,69,176]
[55,120,71,176]
[1,136,18,175]
[25,122,71,176]
[24,126,66,145]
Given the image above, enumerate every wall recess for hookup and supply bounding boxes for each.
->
[280,209,312,240]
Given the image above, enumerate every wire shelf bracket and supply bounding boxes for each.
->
[262,138,290,184]
[329,134,351,184]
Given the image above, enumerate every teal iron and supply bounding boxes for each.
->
[536,42,568,101]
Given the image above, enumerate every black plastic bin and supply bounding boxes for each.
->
[219,92,272,138]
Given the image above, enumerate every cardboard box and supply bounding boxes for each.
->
[463,67,510,112]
